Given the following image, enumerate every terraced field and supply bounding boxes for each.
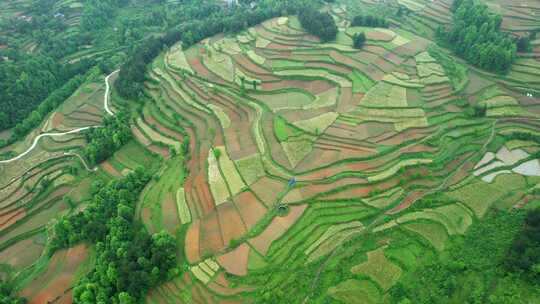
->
[1,0,539,303]
[130,9,539,303]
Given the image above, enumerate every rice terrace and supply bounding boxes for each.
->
[0,0,539,303]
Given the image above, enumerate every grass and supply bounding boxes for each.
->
[328,279,382,304]
[208,104,231,129]
[384,241,424,270]
[447,174,526,218]
[176,187,191,224]
[273,116,304,142]
[254,89,315,111]
[282,136,315,168]
[402,220,449,251]
[270,59,305,69]
[428,45,468,92]
[351,247,402,291]
[215,146,246,196]
[207,148,230,206]
[349,70,375,93]
[293,112,339,134]
[361,82,408,108]
[235,153,265,185]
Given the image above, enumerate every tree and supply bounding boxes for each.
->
[353,32,366,49]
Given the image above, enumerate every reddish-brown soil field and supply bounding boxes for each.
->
[233,191,268,228]
[366,31,394,42]
[0,235,44,270]
[162,192,180,235]
[199,210,225,255]
[250,177,284,206]
[387,190,426,214]
[248,204,307,255]
[217,202,247,246]
[100,161,122,177]
[0,208,25,231]
[185,220,201,263]
[21,244,88,304]
[216,243,250,276]
[51,112,65,129]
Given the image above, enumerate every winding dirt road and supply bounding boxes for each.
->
[0,70,119,164]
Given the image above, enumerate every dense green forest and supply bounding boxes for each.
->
[437,0,516,73]
[51,169,178,303]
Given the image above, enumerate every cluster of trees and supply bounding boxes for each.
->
[437,0,516,73]
[116,0,315,99]
[505,208,540,281]
[0,280,26,304]
[80,0,129,31]
[351,14,389,28]
[82,111,132,166]
[353,32,366,49]
[298,8,338,42]
[50,169,178,303]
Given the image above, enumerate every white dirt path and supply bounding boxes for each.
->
[0,70,119,164]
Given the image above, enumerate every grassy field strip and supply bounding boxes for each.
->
[383,73,424,89]
[202,48,236,82]
[207,104,231,129]
[152,68,211,114]
[176,187,191,224]
[305,221,363,256]
[363,187,404,209]
[246,50,266,65]
[328,279,381,304]
[361,82,407,108]
[207,148,230,206]
[136,118,180,150]
[367,159,432,182]
[275,69,352,88]
[282,136,315,168]
[235,153,266,186]
[167,43,194,73]
[447,174,527,218]
[214,146,246,196]
[403,221,449,251]
[350,247,402,291]
[293,112,339,134]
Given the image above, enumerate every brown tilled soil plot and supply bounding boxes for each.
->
[21,244,88,304]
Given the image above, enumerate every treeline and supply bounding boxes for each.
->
[353,32,366,49]
[115,0,315,99]
[82,111,132,166]
[0,55,95,131]
[0,66,102,149]
[437,0,516,73]
[298,8,338,42]
[351,14,389,28]
[50,169,178,303]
